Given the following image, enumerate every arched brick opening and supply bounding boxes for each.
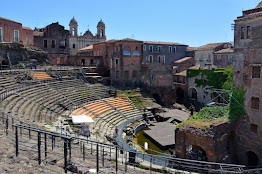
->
[176,87,184,104]
[186,145,208,161]
[153,93,161,104]
[246,151,259,166]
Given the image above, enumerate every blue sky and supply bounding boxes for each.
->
[2,0,261,47]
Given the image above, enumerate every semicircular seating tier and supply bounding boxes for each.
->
[29,72,52,80]
[70,97,133,120]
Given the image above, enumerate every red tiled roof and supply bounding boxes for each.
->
[93,38,142,45]
[214,48,234,54]
[22,26,33,31]
[187,47,198,51]
[33,31,44,37]
[194,42,230,50]
[175,70,187,76]
[143,41,186,46]
[174,57,192,63]
[0,17,22,25]
[78,45,93,52]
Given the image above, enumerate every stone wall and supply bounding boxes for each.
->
[175,120,232,163]
[0,43,48,65]
[233,4,262,166]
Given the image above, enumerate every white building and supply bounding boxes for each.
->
[68,17,106,56]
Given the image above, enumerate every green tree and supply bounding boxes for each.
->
[229,84,246,120]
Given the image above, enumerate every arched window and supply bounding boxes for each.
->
[73,44,75,49]
[158,55,161,63]
[72,28,76,36]
[133,70,139,78]
[189,87,197,100]
[123,46,131,56]
[100,29,103,37]
[133,46,140,56]
[124,71,129,79]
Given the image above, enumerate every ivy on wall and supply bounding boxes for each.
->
[187,68,228,89]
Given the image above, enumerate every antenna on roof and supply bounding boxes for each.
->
[88,25,89,30]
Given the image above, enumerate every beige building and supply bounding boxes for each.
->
[68,17,106,56]
[193,42,232,66]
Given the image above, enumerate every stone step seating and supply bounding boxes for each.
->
[29,72,52,80]
[71,97,133,118]
[0,75,20,90]
[2,85,71,122]
[48,79,99,106]
[89,84,110,98]
[94,109,142,136]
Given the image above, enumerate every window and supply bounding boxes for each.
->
[72,28,76,36]
[116,70,119,79]
[123,46,131,56]
[51,40,56,48]
[158,55,161,63]
[241,27,245,39]
[247,26,251,39]
[133,46,140,56]
[250,124,258,134]
[73,43,75,49]
[115,58,119,68]
[124,71,129,79]
[173,47,177,53]
[100,29,103,37]
[0,27,2,41]
[59,40,65,48]
[158,46,162,52]
[44,40,47,48]
[59,31,62,36]
[208,54,211,60]
[201,54,204,60]
[149,55,153,63]
[252,66,261,78]
[115,58,119,65]
[52,30,55,35]
[169,46,172,53]
[133,70,139,78]
[228,55,233,63]
[143,45,146,51]
[151,75,156,81]
[162,55,165,63]
[251,97,259,110]
[26,37,29,46]
[14,30,19,42]
[149,45,153,52]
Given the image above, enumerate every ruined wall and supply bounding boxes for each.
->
[175,120,231,163]
[0,43,48,65]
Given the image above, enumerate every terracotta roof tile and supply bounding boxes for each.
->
[214,48,234,54]
[0,17,22,25]
[194,42,231,50]
[33,31,44,37]
[143,41,186,46]
[174,57,192,63]
[22,26,33,31]
[78,45,93,52]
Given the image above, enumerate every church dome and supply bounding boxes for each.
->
[256,1,262,8]
[70,17,78,25]
[97,20,105,28]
